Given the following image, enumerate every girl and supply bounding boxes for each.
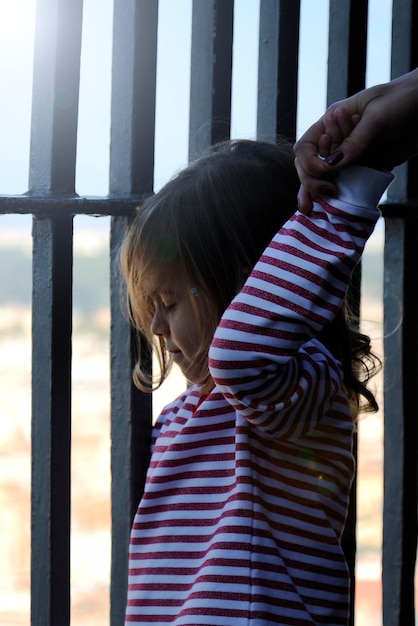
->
[119,131,392,624]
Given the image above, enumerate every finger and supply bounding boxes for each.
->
[334,107,355,138]
[294,119,329,176]
[293,141,337,180]
[323,111,343,153]
[297,185,313,214]
[318,133,332,158]
[327,109,389,167]
[294,157,338,197]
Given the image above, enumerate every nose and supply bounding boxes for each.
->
[150,307,168,337]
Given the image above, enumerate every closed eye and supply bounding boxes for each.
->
[162,302,176,312]
[157,295,177,312]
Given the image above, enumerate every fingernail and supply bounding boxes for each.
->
[325,150,343,166]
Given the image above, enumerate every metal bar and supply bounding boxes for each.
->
[257,0,300,143]
[0,196,418,219]
[391,0,418,78]
[0,194,144,217]
[382,217,405,626]
[327,0,368,103]
[189,0,234,160]
[28,0,83,195]
[383,215,418,626]
[382,3,418,623]
[109,2,159,623]
[31,215,73,626]
[327,3,369,623]
[109,0,158,196]
[29,0,83,624]
[381,202,418,220]
[110,216,152,626]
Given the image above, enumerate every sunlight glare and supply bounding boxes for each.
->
[0,0,36,195]
[0,0,35,45]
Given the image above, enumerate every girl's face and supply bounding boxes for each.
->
[144,263,214,384]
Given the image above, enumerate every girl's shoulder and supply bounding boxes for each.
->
[151,385,204,450]
[154,383,202,428]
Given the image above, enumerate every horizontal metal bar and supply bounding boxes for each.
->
[1,196,417,220]
[0,194,148,217]
[380,201,418,220]
[1,196,417,223]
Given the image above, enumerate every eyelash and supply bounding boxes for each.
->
[163,302,176,312]
[156,296,176,312]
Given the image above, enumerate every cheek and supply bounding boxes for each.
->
[193,301,219,350]
[182,313,202,349]
[178,305,203,352]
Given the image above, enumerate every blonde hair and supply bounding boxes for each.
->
[119,235,218,391]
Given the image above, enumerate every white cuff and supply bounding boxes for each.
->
[335,166,394,209]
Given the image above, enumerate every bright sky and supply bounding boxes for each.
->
[0,0,393,201]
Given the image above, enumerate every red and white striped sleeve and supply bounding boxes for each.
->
[209,166,393,436]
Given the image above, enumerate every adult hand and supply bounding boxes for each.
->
[294,68,418,211]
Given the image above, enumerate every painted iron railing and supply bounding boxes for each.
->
[1,1,417,624]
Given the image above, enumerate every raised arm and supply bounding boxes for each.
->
[208,166,392,436]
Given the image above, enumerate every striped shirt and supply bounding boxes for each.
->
[125,166,392,625]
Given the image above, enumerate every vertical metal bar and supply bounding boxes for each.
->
[391,0,418,76]
[189,0,234,160]
[30,1,82,625]
[382,2,418,624]
[327,0,368,103]
[29,0,83,195]
[383,215,403,626]
[109,215,153,626]
[383,207,418,626]
[257,0,300,143]
[327,3,369,624]
[109,0,158,196]
[109,2,158,624]
[31,215,73,626]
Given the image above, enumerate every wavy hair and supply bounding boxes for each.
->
[119,138,381,415]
